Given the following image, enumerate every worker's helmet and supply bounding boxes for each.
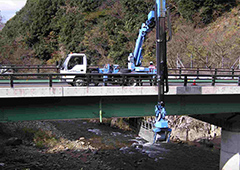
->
[150,61,153,65]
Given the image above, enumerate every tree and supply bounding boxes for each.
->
[0,0,238,67]
[174,0,237,25]
[0,11,5,30]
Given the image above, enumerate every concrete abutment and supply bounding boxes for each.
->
[220,130,240,170]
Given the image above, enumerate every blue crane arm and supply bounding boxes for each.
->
[128,11,155,70]
[133,23,148,66]
[128,0,168,70]
[128,0,171,70]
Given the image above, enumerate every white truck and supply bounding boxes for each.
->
[58,53,155,86]
[59,53,100,86]
[59,53,86,85]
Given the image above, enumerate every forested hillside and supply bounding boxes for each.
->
[0,0,239,68]
[0,12,4,31]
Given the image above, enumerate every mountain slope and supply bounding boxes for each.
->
[0,0,238,67]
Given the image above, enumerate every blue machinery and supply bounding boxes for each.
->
[130,0,172,143]
[154,0,172,143]
[127,11,155,72]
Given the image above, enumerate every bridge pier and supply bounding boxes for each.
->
[191,112,240,170]
[220,130,240,170]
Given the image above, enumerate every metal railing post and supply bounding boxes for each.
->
[232,68,234,80]
[49,75,52,87]
[215,69,217,76]
[86,74,90,86]
[179,67,182,79]
[196,68,199,79]
[212,75,215,86]
[10,75,14,88]
[121,75,125,86]
[37,65,40,73]
[184,75,187,86]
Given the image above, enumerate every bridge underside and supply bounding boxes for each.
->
[1,95,240,129]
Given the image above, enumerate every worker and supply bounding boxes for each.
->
[149,61,156,73]
[149,61,156,85]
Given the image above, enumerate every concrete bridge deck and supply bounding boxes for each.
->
[1,86,240,98]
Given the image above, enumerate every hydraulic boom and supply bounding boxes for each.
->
[127,0,171,143]
[153,0,172,143]
[129,0,172,143]
[128,11,155,71]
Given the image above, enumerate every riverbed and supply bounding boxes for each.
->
[0,119,220,169]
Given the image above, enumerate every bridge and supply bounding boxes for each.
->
[0,85,239,118]
[0,67,240,169]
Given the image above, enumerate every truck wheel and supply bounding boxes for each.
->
[128,77,137,86]
[73,77,86,86]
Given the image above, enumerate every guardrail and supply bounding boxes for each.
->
[1,73,240,88]
[1,65,240,75]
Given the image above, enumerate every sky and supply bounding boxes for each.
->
[0,0,27,23]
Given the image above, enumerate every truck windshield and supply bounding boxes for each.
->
[68,55,84,70]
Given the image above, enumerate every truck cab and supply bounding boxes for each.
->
[60,53,87,85]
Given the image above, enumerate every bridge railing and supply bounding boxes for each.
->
[169,67,240,78]
[2,65,240,76]
[0,65,59,74]
[1,72,240,88]
[177,74,240,86]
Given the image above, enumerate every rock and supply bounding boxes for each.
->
[205,141,214,148]
[168,115,221,143]
[92,150,98,155]
[85,148,92,153]
[131,143,138,148]
[128,151,135,155]
[88,129,102,135]
[136,145,143,149]
[110,118,131,130]
[111,132,122,136]
[79,137,85,140]
[119,147,129,154]
[6,137,22,146]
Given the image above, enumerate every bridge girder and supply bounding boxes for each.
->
[1,95,240,130]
